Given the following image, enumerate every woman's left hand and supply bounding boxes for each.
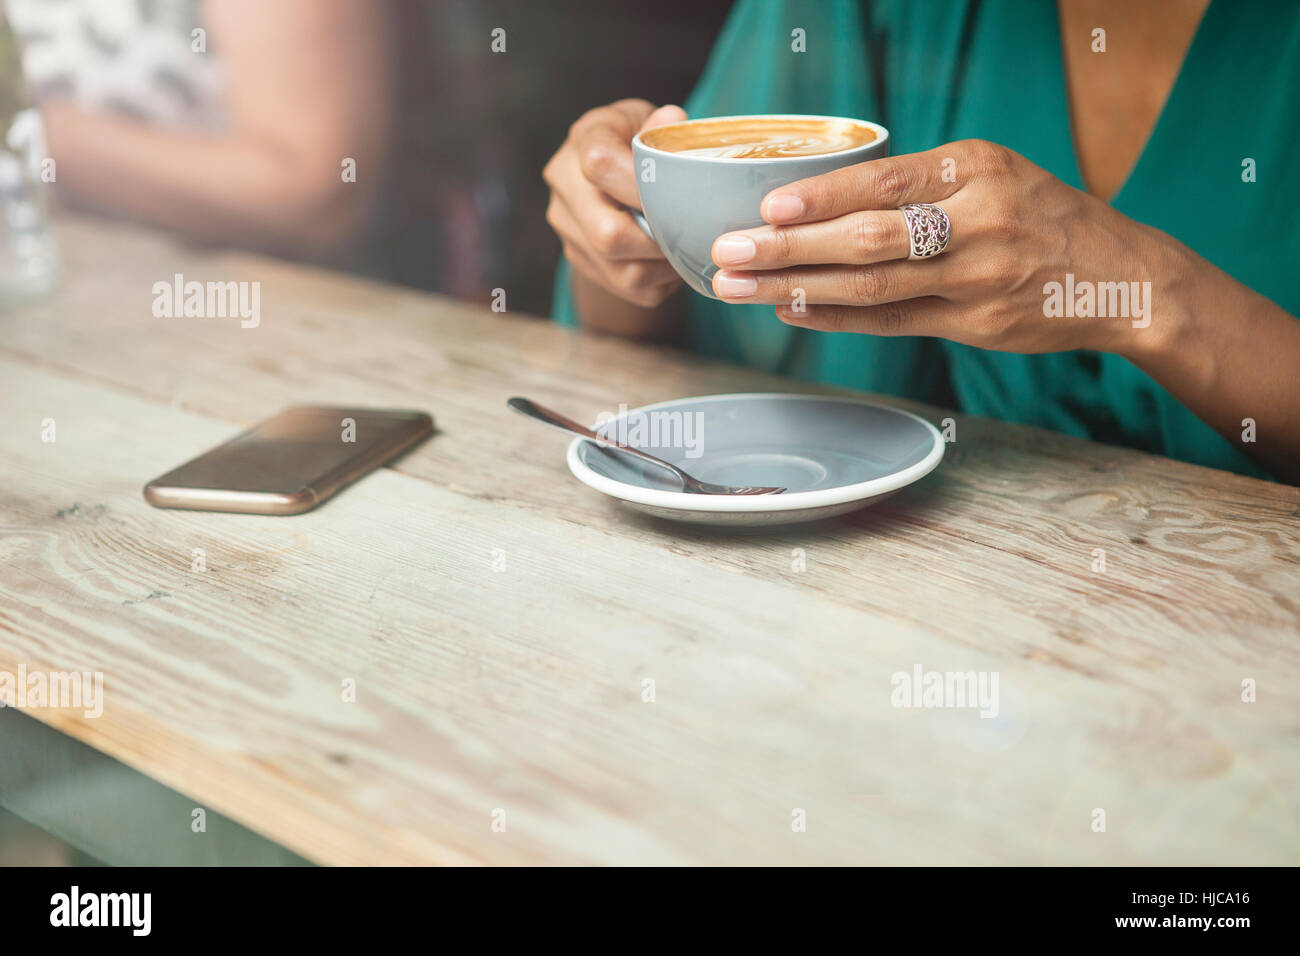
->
[709,139,1188,358]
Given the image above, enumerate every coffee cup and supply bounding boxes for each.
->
[631,114,890,299]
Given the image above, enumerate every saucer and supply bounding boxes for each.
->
[565,393,944,526]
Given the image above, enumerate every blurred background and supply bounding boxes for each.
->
[1,0,733,317]
[386,0,731,313]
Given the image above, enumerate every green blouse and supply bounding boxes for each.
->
[553,0,1299,479]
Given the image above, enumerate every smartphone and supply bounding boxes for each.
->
[143,406,434,515]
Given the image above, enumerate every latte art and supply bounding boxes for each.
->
[685,135,855,159]
[642,117,877,159]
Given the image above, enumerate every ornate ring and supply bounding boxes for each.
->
[900,202,951,260]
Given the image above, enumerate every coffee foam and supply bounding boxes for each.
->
[642,117,877,159]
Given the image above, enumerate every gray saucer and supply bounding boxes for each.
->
[566,393,944,526]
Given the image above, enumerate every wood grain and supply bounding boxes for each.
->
[0,215,1296,865]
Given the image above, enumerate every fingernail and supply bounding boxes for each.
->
[714,271,757,298]
[765,193,804,222]
[714,234,756,265]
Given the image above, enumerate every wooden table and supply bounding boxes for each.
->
[1,216,1296,866]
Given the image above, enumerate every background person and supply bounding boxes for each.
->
[7,0,394,255]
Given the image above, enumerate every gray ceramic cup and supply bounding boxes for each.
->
[631,115,890,299]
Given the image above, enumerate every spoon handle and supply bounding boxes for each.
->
[507,396,688,482]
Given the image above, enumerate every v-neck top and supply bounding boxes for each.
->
[552,0,1299,478]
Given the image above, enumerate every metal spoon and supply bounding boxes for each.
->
[507,396,786,496]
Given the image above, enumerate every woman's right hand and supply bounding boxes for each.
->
[543,99,686,308]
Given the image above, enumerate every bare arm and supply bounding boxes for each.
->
[41,0,393,252]
[571,270,685,342]
[1127,244,1300,484]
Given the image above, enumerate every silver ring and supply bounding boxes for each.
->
[900,202,951,259]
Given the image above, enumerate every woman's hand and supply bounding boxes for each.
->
[543,100,687,308]
[709,139,1189,359]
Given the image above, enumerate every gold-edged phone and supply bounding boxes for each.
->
[143,406,434,515]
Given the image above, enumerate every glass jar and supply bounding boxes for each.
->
[0,5,58,307]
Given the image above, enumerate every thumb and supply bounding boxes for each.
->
[639,104,688,133]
